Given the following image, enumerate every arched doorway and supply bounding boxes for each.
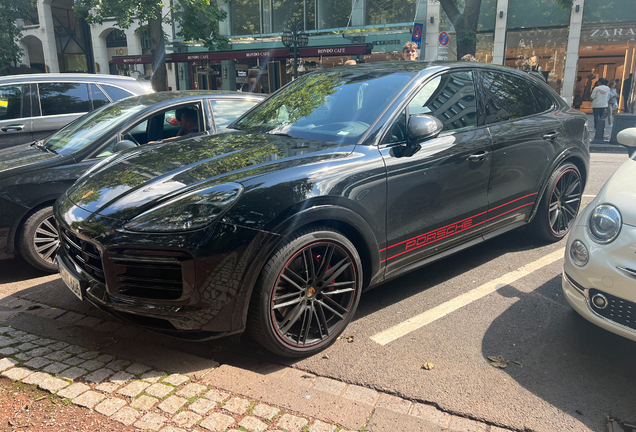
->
[23,35,46,73]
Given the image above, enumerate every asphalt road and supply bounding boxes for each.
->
[0,152,631,432]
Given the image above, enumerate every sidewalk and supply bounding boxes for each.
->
[0,294,512,432]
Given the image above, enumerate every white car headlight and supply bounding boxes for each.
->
[588,204,622,244]
[569,240,589,266]
[124,183,243,232]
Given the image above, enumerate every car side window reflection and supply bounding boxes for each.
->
[381,71,478,145]
[480,71,538,123]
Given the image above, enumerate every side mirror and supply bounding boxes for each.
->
[113,140,137,153]
[407,114,444,144]
[617,127,636,157]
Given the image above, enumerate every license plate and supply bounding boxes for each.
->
[58,258,83,301]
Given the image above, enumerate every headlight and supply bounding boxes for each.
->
[569,240,589,266]
[588,204,622,244]
[124,183,243,232]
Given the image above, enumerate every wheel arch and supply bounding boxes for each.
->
[528,149,589,223]
[8,197,58,255]
[231,204,382,333]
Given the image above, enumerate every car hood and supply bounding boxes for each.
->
[0,144,59,176]
[586,157,636,227]
[66,131,350,221]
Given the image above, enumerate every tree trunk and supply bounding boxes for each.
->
[149,9,167,91]
[439,0,482,60]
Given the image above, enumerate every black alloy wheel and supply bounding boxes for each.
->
[532,163,582,242]
[18,206,60,273]
[548,168,582,236]
[249,227,362,357]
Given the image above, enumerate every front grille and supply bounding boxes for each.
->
[589,288,636,331]
[106,250,188,300]
[61,229,105,283]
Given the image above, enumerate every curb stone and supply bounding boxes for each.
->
[0,309,517,432]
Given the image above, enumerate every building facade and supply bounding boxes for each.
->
[16,0,636,110]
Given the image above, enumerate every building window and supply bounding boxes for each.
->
[366,0,417,26]
[231,0,261,35]
[439,0,497,63]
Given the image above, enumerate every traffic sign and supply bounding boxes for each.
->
[411,23,423,48]
[438,32,450,46]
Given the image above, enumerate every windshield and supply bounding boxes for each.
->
[44,99,147,155]
[233,70,415,144]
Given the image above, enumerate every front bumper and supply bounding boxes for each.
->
[54,196,267,341]
[562,221,636,342]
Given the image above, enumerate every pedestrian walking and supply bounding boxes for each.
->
[606,81,619,126]
[590,77,610,129]
[573,76,584,109]
[402,42,418,61]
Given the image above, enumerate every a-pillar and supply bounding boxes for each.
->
[424,0,440,61]
[351,0,364,27]
[38,0,59,73]
[492,0,509,65]
[562,0,585,105]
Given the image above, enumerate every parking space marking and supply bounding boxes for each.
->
[370,248,565,346]
[583,194,596,199]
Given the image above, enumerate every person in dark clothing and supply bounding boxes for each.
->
[175,108,199,136]
[623,74,632,112]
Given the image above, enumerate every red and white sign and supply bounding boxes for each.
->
[438,32,450,46]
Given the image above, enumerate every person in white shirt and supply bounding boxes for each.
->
[590,78,610,129]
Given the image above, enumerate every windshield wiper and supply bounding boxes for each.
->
[32,140,57,154]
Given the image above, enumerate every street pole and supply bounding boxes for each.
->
[281,18,308,81]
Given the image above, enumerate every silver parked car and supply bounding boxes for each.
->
[0,74,153,149]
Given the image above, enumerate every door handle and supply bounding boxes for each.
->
[468,151,489,162]
[543,132,558,141]
[1,125,25,132]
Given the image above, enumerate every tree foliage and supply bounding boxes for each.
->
[0,0,31,73]
[73,0,227,91]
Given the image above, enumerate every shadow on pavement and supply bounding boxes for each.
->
[481,276,636,432]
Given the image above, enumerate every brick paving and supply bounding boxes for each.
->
[0,321,513,432]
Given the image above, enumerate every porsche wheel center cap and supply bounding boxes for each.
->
[307,287,316,297]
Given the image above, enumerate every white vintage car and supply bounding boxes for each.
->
[563,128,636,341]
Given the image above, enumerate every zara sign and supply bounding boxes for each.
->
[589,27,636,37]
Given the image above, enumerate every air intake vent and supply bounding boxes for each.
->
[61,229,105,283]
[107,250,190,300]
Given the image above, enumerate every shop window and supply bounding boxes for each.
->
[479,71,538,123]
[366,0,416,26]
[583,0,636,23]
[438,0,497,62]
[38,83,91,116]
[231,0,261,35]
[316,0,350,29]
[272,0,315,33]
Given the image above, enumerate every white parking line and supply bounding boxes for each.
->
[583,194,596,198]
[370,248,565,346]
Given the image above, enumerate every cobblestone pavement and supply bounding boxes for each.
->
[0,294,513,432]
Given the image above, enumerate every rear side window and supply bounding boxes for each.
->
[479,71,537,124]
[90,84,111,110]
[0,84,27,120]
[38,82,91,116]
[209,99,259,130]
[532,86,554,113]
[101,85,133,102]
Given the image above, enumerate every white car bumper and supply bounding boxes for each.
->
[563,222,636,342]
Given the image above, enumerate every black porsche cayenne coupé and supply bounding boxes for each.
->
[54,62,590,357]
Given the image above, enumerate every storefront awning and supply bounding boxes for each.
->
[111,55,153,65]
[169,48,290,63]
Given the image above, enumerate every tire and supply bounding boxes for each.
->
[248,226,363,358]
[531,163,582,243]
[17,206,60,273]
